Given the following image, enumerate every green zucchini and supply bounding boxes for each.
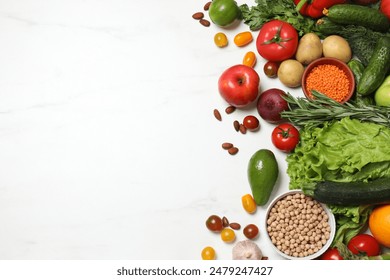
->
[324,4,390,32]
[357,36,390,95]
[302,178,390,206]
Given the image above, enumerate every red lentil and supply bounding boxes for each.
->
[305,64,350,103]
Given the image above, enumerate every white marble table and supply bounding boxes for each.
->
[0,0,304,259]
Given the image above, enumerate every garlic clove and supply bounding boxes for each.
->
[232,240,263,260]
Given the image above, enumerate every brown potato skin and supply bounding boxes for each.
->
[296,33,323,66]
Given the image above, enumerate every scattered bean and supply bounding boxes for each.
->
[192,12,204,20]
[222,142,233,150]
[228,147,239,155]
[233,120,240,132]
[213,109,222,121]
[239,124,247,134]
[225,105,236,114]
[204,1,211,10]
[222,216,229,227]
[199,19,210,27]
[229,222,241,230]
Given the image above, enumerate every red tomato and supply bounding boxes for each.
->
[263,61,279,78]
[347,234,381,256]
[243,115,260,131]
[320,248,343,260]
[271,123,300,152]
[381,0,390,21]
[256,20,298,62]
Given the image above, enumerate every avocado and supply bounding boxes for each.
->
[248,149,279,206]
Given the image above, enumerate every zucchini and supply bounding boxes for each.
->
[302,178,390,206]
[357,36,390,95]
[324,4,390,32]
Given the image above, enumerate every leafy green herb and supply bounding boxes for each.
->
[281,90,390,129]
[239,0,317,36]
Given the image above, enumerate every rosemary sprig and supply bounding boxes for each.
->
[281,90,390,129]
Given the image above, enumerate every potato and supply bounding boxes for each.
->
[295,33,322,65]
[322,35,352,63]
[277,59,304,88]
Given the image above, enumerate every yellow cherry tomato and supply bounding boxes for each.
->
[234,31,253,47]
[221,228,236,243]
[241,193,257,214]
[214,32,228,48]
[201,246,216,260]
[243,51,257,68]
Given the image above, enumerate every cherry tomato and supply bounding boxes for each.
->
[320,248,343,260]
[241,193,257,214]
[263,61,279,78]
[205,215,223,232]
[234,31,253,47]
[347,234,381,257]
[243,115,260,131]
[221,228,236,243]
[201,246,216,260]
[214,32,228,48]
[256,20,298,62]
[243,224,259,239]
[243,51,257,68]
[271,123,300,152]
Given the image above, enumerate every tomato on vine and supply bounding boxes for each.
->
[320,248,343,260]
[256,20,298,62]
[347,234,381,257]
[271,123,300,152]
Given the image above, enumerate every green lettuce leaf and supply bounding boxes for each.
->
[286,118,390,244]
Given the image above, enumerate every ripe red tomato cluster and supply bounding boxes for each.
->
[320,234,381,260]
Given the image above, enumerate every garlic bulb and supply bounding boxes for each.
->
[232,240,263,260]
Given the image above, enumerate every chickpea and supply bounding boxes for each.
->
[267,193,332,258]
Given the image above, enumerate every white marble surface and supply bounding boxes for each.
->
[0,0,304,259]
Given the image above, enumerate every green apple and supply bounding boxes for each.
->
[374,75,390,106]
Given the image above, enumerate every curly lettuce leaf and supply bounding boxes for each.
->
[286,118,390,244]
[287,118,390,189]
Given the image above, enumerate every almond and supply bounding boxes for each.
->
[222,142,233,150]
[229,222,241,230]
[225,105,236,114]
[222,216,229,227]
[204,1,211,11]
[233,120,240,132]
[228,147,239,155]
[239,124,247,134]
[192,12,204,20]
[199,19,210,27]
[213,109,222,121]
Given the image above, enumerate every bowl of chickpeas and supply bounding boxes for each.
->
[265,190,336,260]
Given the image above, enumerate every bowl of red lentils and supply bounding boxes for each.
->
[301,57,355,104]
[265,190,336,260]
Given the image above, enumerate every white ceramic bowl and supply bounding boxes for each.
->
[265,190,336,260]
